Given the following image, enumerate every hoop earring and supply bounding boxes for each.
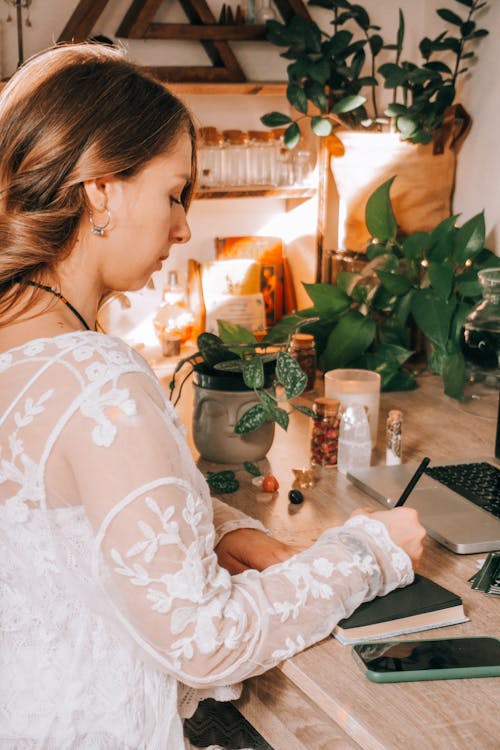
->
[89,209,111,237]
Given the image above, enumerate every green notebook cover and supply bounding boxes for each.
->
[333,574,468,644]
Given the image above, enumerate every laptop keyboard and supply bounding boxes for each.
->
[425,462,500,519]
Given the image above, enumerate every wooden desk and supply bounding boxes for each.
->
[168,371,500,750]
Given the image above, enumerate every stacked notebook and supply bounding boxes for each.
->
[332,574,468,645]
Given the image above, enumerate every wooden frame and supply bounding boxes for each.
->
[58,0,312,82]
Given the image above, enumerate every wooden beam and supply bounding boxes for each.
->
[58,0,110,42]
[116,0,164,38]
[145,23,267,41]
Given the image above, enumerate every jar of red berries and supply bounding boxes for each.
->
[310,397,340,468]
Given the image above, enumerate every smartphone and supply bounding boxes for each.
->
[352,636,500,683]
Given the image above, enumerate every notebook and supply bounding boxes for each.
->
[347,395,500,555]
[332,574,468,644]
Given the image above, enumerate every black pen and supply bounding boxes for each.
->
[394,457,431,507]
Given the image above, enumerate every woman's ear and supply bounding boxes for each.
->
[82,177,110,212]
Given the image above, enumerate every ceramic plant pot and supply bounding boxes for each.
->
[192,363,275,464]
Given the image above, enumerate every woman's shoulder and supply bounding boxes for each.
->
[1,331,160,392]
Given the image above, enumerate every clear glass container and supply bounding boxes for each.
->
[337,404,371,474]
[288,333,317,391]
[254,0,277,23]
[153,270,194,356]
[461,267,500,417]
[197,126,224,188]
[310,397,340,468]
[247,130,276,186]
[221,129,249,187]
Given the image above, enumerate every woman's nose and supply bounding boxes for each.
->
[171,208,191,244]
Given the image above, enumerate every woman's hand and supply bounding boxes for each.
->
[215,528,305,575]
[350,506,426,570]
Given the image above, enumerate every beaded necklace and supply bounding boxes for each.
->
[27,280,92,331]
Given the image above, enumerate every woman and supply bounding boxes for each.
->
[0,44,425,749]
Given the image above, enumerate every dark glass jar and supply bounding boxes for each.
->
[288,333,317,391]
[310,397,340,468]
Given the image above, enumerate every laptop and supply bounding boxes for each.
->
[347,396,500,555]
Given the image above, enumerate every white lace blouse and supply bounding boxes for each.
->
[0,332,414,749]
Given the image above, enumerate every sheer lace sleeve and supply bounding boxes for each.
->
[56,364,413,689]
[211,497,268,546]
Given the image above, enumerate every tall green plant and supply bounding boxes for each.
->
[262,0,488,147]
[290,178,500,399]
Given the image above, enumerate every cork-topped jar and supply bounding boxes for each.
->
[310,396,340,467]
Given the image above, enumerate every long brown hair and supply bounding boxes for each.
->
[0,43,197,322]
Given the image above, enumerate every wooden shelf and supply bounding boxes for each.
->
[194,186,316,200]
[167,81,287,96]
[144,23,267,40]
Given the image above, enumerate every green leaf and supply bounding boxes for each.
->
[396,9,405,54]
[272,406,290,431]
[411,290,456,349]
[376,270,412,296]
[385,103,408,117]
[302,282,350,314]
[275,351,308,399]
[284,122,301,149]
[453,212,485,264]
[243,356,265,389]
[287,83,308,114]
[293,404,315,418]
[442,351,466,400]
[457,278,482,297]
[335,271,360,295]
[243,461,261,476]
[437,9,464,26]
[206,471,239,494]
[365,177,398,242]
[311,116,333,136]
[402,232,431,261]
[383,369,417,391]
[198,332,238,366]
[396,115,419,138]
[428,214,458,262]
[427,262,453,299]
[331,94,366,114]
[321,311,376,370]
[235,404,267,434]
[450,301,473,347]
[218,320,258,345]
[261,111,293,127]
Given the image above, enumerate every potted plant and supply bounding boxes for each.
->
[288,177,500,400]
[169,319,315,463]
[261,0,489,252]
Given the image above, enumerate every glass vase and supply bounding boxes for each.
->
[462,267,500,418]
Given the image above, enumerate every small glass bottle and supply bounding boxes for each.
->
[254,0,277,23]
[153,270,194,356]
[386,409,403,466]
[288,333,317,391]
[310,397,340,468]
[337,404,371,474]
[197,127,224,188]
[221,129,249,187]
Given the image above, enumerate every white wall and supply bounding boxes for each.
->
[1,0,498,286]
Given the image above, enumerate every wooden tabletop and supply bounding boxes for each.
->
[164,370,500,750]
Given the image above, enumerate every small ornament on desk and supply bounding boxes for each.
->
[292,467,315,488]
[386,409,403,466]
[154,270,194,357]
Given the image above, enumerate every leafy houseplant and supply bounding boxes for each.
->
[169,320,315,435]
[288,178,500,399]
[261,0,489,148]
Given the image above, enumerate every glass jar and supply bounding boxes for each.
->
[221,129,249,187]
[247,129,276,186]
[254,0,277,23]
[288,333,316,391]
[310,397,340,468]
[197,127,223,188]
[462,267,500,415]
[153,270,194,356]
